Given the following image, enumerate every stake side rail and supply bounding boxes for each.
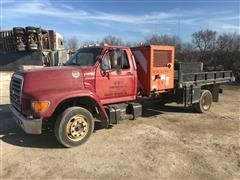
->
[176,70,235,87]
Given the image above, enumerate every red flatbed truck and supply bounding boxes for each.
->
[9,44,235,147]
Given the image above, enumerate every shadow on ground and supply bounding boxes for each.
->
[0,108,104,149]
[142,102,193,117]
[0,103,194,149]
[0,105,63,148]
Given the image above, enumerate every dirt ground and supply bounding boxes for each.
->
[0,85,239,180]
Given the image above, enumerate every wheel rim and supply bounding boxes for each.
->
[202,93,211,110]
[66,115,89,141]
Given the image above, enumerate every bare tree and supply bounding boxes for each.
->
[178,42,197,62]
[144,34,181,49]
[216,32,240,52]
[81,40,101,46]
[144,34,180,45]
[102,35,123,46]
[192,30,217,63]
[192,29,217,52]
[144,34,182,59]
[214,32,240,71]
[216,32,240,82]
[67,36,78,51]
[125,41,134,47]
[192,30,217,52]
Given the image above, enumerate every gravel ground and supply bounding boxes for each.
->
[0,85,239,180]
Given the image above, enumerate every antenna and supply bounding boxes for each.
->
[178,17,181,38]
[0,0,2,30]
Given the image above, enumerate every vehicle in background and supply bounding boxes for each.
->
[0,26,71,71]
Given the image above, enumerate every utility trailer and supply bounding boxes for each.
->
[0,26,70,71]
[9,44,235,147]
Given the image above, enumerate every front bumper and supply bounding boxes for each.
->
[9,105,42,134]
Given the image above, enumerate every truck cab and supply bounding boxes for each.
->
[10,45,138,147]
[64,45,138,104]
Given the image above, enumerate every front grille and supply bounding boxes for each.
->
[10,74,23,111]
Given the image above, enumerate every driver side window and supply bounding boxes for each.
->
[101,51,112,70]
[101,50,116,70]
[101,49,130,70]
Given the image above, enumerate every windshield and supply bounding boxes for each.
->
[66,47,103,67]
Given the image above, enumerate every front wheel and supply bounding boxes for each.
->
[193,90,213,113]
[54,107,94,147]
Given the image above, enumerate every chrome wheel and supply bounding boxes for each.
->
[55,107,94,147]
[66,115,89,141]
[193,90,213,113]
[201,93,211,110]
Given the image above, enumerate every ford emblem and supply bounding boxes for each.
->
[72,71,80,78]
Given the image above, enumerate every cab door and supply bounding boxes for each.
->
[95,49,136,104]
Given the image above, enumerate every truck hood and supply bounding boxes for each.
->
[17,66,85,95]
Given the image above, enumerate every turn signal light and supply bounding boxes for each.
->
[32,101,50,113]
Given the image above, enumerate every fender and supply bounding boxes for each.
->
[32,89,109,128]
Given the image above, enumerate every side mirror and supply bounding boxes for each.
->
[100,61,112,78]
[115,49,123,69]
[101,63,111,71]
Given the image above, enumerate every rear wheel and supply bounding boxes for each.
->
[54,107,94,147]
[193,90,213,113]
[25,26,37,33]
[13,27,25,35]
[28,43,38,50]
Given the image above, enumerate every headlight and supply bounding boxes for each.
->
[31,101,50,113]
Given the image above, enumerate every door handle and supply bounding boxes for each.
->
[127,72,133,75]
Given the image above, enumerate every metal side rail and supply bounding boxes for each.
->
[178,71,235,86]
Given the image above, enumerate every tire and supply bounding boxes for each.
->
[26,29,37,34]
[26,26,37,34]
[36,28,41,34]
[49,52,58,66]
[25,26,36,31]
[193,90,213,113]
[17,45,26,51]
[13,27,25,34]
[54,107,94,147]
[14,30,25,35]
[28,43,38,50]
[50,58,57,66]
